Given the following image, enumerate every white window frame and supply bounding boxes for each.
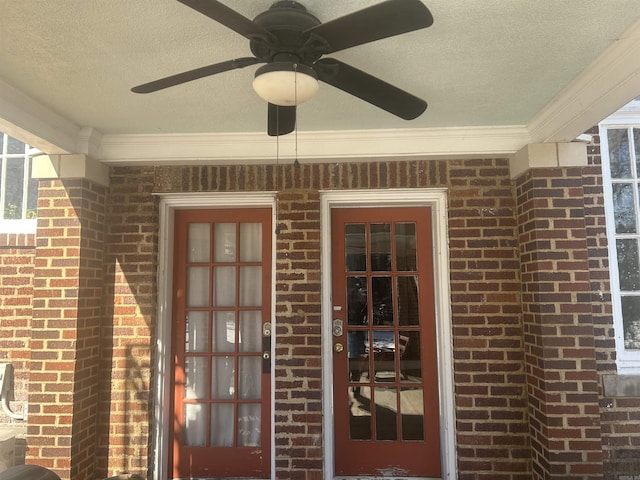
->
[0,133,37,233]
[599,98,640,374]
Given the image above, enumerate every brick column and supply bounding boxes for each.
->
[515,162,603,479]
[27,155,108,480]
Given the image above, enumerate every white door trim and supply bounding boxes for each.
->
[153,192,277,480]
[320,188,457,480]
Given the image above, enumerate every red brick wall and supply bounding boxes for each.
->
[152,159,531,479]
[27,179,106,479]
[2,152,637,479]
[0,233,34,424]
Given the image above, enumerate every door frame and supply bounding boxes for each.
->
[320,188,456,480]
[153,192,277,480]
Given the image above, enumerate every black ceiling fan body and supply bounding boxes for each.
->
[132,0,433,136]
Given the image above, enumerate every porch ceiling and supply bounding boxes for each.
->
[1,1,640,163]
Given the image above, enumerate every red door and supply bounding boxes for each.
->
[171,208,272,479]
[331,207,441,477]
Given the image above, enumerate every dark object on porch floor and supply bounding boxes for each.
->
[0,465,60,480]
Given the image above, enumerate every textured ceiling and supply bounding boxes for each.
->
[1,0,640,143]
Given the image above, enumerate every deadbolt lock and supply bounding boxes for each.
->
[332,319,343,337]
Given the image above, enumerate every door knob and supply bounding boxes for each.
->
[334,343,344,353]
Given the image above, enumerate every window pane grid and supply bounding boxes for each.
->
[0,132,38,225]
[604,125,640,353]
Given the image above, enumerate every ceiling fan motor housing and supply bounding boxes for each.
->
[250,1,323,64]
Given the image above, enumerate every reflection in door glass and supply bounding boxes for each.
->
[372,276,393,325]
[214,223,236,262]
[212,311,235,352]
[348,386,371,440]
[399,331,422,383]
[211,356,234,399]
[187,267,209,307]
[395,222,417,271]
[185,404,206,446]
[185,356,208,399]
[370,223,391,271]
[397,276,419,326]
[214,266,236,307]
[186,311,208,352]
[374,387,397,440]
[187,223,211,263]
[240,223,262,262]
[400,388,424,440]
[211,403,234,446]
[238,403,261,446]
[345,224,366,271]
[347,277,368,325]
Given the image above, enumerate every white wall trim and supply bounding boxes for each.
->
[319,188,456,480]
[97,126,530,165]
[528,18,640,144]
[154,192,277,480]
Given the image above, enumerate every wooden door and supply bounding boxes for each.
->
[331,207,441,478]
[171,208,272,479]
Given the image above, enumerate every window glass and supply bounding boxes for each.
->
[602,121,640,365]
[0,132,38,230]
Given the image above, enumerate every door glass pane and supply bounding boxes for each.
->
[621,296,640,349]
[401,387,424,440]
[211,403,234,447]
[238,403,261,447]
[240,266,262,306]
[348,331,368,383]
[188,223,210,263]
[213,311,235,352]
[184,404,206,446]
[397,276,420,326]
[349,386,371,440]
[399,331,421,383]
[608,128,631,178]
[186,311,208,352]
[240,223,262,262]
[345,224,366,271]
[395,222,417,271]
[372,331,396,383]
[214,223,236,262]
[372,276,393,325]
[239,311,261,352]
[612,183,637,233]
[185,356,208,399]
[374,387,398,440]
[347,276,368,325]
[187,267,209,307]
[239,356,261,399]
[370,223,391,271]
[212,356,235,399]
[214,266,236,307]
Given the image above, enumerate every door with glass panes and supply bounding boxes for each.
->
[171,208,272,479]
[331,207,441,477]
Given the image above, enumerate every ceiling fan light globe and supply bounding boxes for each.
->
[253,63,319,106]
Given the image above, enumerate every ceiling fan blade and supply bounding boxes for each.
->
[304,0,433,54]
[177,0,277,43]
[268,104,296,136]
[315,58,427,120]
[131,57,260,93]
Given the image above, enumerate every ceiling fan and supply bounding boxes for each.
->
[131,0,433,136]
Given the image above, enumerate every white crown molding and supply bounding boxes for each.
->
[97,125,531,165]
[528,18,640,143]
[0,78,80,155]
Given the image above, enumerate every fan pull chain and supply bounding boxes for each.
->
[293,64,300,168]
[275,106,281,235]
